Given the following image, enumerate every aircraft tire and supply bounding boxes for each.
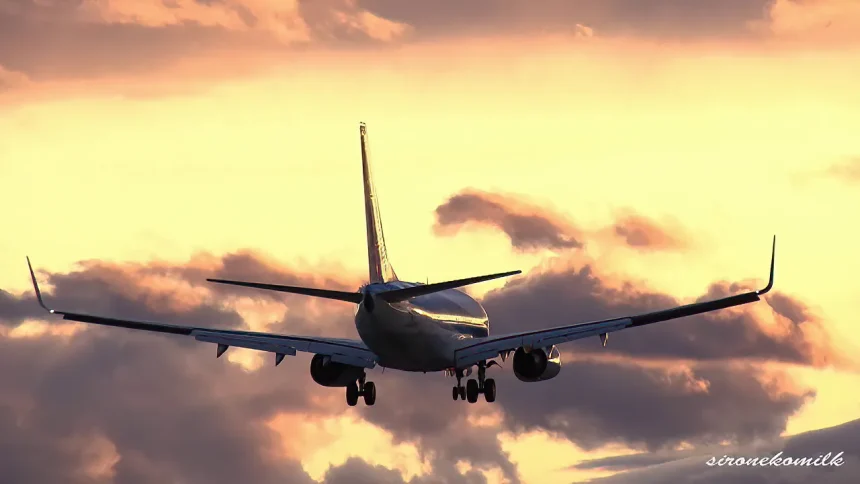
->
[453,386,460,400]
[466,379,479,403]
[363,381,377,406]
[346,382,359,406]
[484,378,496,403]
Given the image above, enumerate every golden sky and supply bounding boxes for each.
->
[1,1,860,483]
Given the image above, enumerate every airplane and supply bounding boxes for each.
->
[26,122,777,407]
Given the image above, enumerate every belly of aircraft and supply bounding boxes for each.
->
[355,306,456,372]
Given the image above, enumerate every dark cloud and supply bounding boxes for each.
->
[0,320,321,484]
[458,254,837,451]
[588,417,860,483]
[0,64,30,93]
[611,212,687,252]
[0,0,406,83]
[573,449,700,471]
[482,264,836,366]
[0,0,783,86]
[0,248,843,482]
[357,369,522,483]
[321,457,490,484]
[175,249,362,301]
[358,0,775,39]
[767,292,814,326]
[0,288,38,326]
[434,190,691,253]
[2,255,523,483]
[434,190,584,251]
[323,458,410,484]
[492,357,813,451]
[0,11,264,82]
[0,256,355,484]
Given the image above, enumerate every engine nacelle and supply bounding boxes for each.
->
[309,354,365,387]
[512,345,562,382]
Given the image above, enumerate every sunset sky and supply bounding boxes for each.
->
[1,1,860,483]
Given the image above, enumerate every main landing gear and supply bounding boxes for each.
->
[452,361,496,403]
[346,373,376,406]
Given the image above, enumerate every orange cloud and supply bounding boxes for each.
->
[434,189,585,252]
[766,0,860,44]
[0,64,29,92]
[826,157,860,182]
[611,211,688,252]
[435,190,690,253]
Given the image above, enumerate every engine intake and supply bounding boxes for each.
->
[512,345,561,382]
[310,354,365,387]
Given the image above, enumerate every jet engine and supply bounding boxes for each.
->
[309,354,365,387]
[512,345,561,382]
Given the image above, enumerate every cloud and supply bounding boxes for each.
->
[573,449,701,471]
[434,190,690,253]
[825,157,860,182]
[0,316,321,483]
[482,263,837,366]
[493,357,814,452]
[429,187,843,451]
[0,64,30,92]
[766,0,860,44]
[350,251,831,459]
[464,253,842,451]
[587,417,860,483]
[1,246,845,483]
[3,0,857,88]
[0,255,328,483]
[434,190,585,251]
[2,254,524,483]
[610,211,687,252]
[356,368,522,483]
[321,456,492,484]
[0,0,409,82]
[357,0,776,40]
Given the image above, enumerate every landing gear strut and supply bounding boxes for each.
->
[452,369,467,400]
[346,373,376,406]
[453,361,496,403]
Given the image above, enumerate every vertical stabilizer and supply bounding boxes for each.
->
[360,123,398,283]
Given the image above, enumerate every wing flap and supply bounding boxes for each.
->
[193,331,377,368]
[193,332,299,356]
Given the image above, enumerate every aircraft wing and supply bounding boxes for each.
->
[26,259,378,369]
[454,237,776,369]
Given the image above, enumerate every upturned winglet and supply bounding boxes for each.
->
[757,235,776,295]
[26,257,54,313]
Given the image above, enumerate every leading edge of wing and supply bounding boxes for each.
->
[26,258,377,367]
[454,236,776,367]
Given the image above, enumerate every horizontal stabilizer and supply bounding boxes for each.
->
[377,270,521,303]
[206,278,363,304]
